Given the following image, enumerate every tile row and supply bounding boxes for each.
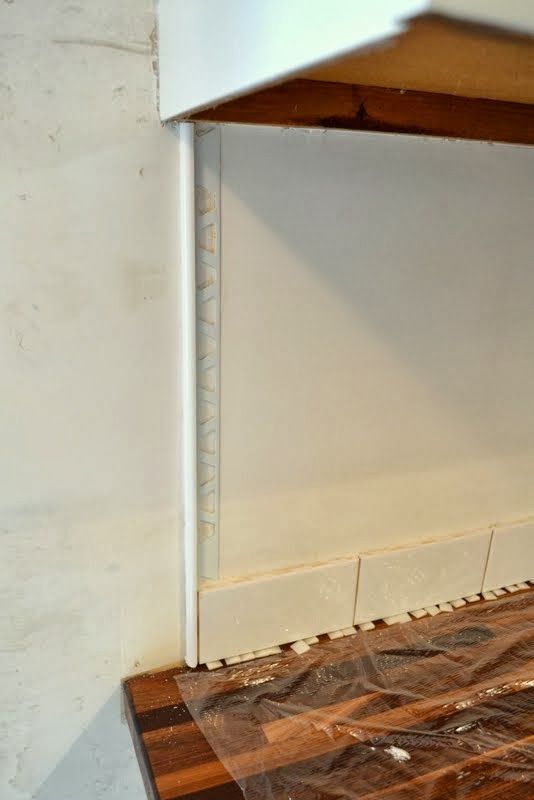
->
[198,520,534,664]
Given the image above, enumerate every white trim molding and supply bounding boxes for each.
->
[178,121,199,668]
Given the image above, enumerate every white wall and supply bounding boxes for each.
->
[2,1,534,794]
[219,125,534,577]
[1,2,181,798]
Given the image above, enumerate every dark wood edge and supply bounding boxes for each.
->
[123,681,159,800]
[187,79,534,146]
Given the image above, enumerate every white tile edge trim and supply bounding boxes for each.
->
[195,124,221,579]
[178,121,199,670]
[198,520,534,665]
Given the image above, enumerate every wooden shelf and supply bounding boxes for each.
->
[190,78,534,146]
[188,15,534,145]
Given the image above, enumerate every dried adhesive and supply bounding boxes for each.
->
[177,592,534,799]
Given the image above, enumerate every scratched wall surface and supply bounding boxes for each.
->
[0,2,180,799]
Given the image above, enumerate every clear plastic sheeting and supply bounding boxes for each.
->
[177,591,534,799]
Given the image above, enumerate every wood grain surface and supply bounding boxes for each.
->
[124,588,534,800]
[190,80,534,146]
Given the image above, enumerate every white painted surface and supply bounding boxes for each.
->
[198,558,358,663]
[354,532,492,623]
[483,521,534,590]
[158,0,534,120]
[158,0,427,119]
[1,3,180,798]
[218,125,534,577]
[178,122,198,667]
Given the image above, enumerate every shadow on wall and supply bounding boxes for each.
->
[221,127,534,480]
[33,690,145,800]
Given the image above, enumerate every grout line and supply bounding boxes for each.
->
[352,556,361,625]
[481,528,495,593]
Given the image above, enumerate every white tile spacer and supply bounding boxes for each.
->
[206,660,224,671]
[291,640,310,655]
[438,603,454,613]
[466,594,481,603]
[254,646,282,658]
[505,585,520,593]
[239,652,256,663]
[358,622,375,632]
[493,588,506,597]
[225,655,242,666]
[327,630,345,640]
[482,591,497,601]
[383,613,412,625]
[304,636,320,645]
[425,605,441,616]
[410,608,428,619]
[451,598,467,608]
[342,626,357,637]
[516,582,530,590]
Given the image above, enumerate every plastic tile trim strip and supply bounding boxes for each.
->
[195,125,221,579]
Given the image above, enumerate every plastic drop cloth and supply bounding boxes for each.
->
[177,591,534,799]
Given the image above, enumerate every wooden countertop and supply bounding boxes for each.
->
[124,587,534,800]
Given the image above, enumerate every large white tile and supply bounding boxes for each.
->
[483,521,534,590]
[199,558,358,664]
[354,531,491,624]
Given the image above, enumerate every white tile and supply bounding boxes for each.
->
[327,629,345,640]
[291,640,310,655]
[438,603,454,613]
[383,612,412,625]
[483,522,534,591]
[254,646,282,658]
[452,598,467,608]
[410,608,428,618]
[239,652,256,663]
[354,531,491,625]
[358,622,375,632]
[199,558,358,663]
[206,660,224,671]
[466,594,481,602]
[425,605,441,616]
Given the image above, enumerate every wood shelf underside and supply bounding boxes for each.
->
[186,15,534,145]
